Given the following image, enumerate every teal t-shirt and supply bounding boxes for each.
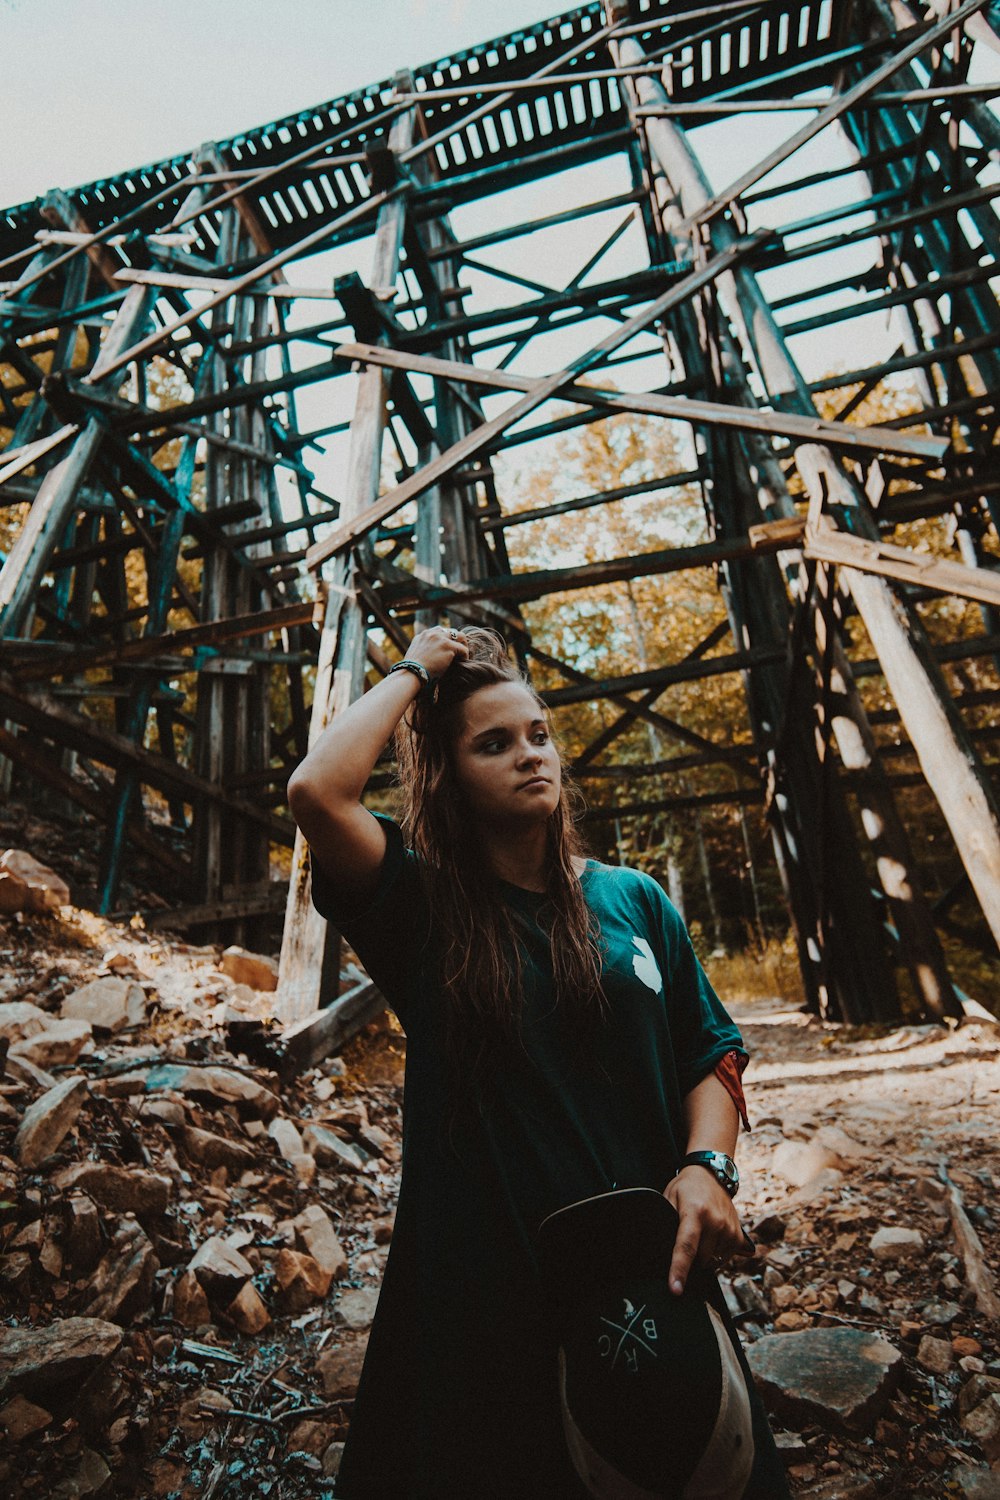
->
[311,815,748,1499]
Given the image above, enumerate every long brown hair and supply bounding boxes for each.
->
[394,628,605,1070]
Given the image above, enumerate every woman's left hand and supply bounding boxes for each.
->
[663,1166,750,1295]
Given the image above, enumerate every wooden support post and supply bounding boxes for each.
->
[277,98,416,1023]
[0,285,156,640]
[799,445,1000,951]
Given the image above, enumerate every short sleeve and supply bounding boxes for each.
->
[309,813,429,1023]
[660,903,748,1099]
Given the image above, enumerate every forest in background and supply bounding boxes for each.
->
[1,336,998,1010]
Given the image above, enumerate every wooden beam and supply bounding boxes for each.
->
[805,524,1000,610]
[798,444,1000,949]
[304,237,768,569]
[0,676,295,846]
[8,599,316,682]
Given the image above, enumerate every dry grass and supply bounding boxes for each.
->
[704,937,805,1008]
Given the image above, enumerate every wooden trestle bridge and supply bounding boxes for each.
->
[1,0,998,1050]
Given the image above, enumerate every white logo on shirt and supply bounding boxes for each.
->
[631,936,662,994]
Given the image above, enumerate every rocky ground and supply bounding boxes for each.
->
[0,835,999,1498]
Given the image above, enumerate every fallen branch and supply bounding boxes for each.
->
[938,1158,1000,1321]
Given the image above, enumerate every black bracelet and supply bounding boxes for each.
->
[388,658,431,690]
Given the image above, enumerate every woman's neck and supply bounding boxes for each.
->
[481,826,587,891]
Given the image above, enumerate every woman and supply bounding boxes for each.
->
[288,625,788,1500]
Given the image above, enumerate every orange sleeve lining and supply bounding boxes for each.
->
[714,1049,751,1132]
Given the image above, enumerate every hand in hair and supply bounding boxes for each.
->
[405,625,470,679]
[287,626,470,906]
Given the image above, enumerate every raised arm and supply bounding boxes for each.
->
[287,626,468,903]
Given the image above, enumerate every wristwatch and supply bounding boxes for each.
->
[679,1150,740,1199]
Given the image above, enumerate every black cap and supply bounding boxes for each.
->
[537,1188,755,1500]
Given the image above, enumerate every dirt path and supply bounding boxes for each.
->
[726,994,1000,1496]
[2,890,1000,1498]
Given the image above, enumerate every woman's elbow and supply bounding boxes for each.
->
[287,767,323,829]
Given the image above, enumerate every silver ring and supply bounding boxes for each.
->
[449,628,459,639]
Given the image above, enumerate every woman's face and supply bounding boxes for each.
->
[450,681,562,827]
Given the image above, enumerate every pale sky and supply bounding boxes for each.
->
[2,0,559,208]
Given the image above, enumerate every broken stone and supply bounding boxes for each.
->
[812,1124,870,1162]
[62,976,146,1033]
[752,1213,786,1244]
[172,1269,211,1329]
[316,1336,368,1399]
[963,1393,1000,1462]
[774,1310,810,1332]
[63,1193,103,1273]
[868,1226,924,1262]
[15,1074,89,1169]
[0,1000,49,1044]
[0,865,29,913]
[189,1235,254,1301]
[916,1335,953,1375]
[275,1248,333,1312]
[0,1392,51,1440]
[372,1214,395,1245]
[333,1285,381,1331]
[269,1115,305,1160]
[9,1017,92,1069]
[85,1221,159,1325]
[960,1374,1000,1421]
[294,1204,348,1281]
[226,1279,270,1334]
[0,850,70,913]
[746,1327,903,1433]
[355,1120,394,1157]
[219,945,279,991]
[179,1125,256,1174]
[5,1052,58,1092]
[948,1466,1000,1498]
[322,1441,346,1478]
[50,1447,111,1499]
[106,1061,280,1120]
[921,1299,962,1327]
[772,1138,841,1187]
[53,1162,172,1220]
[177,1386,232,1440]
[955,1336,984,1359]
[0,1317,122,1402]
[303,1123,369,1172]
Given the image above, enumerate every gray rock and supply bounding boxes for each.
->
[0,1000,49,1044]
[920,1299,962,1327]
[948,1465,1000,1498]
[333,1286,381,1331]
[84,1222,159,1325]
[189,1236,253,1301]
[868,1226,924,1261]
[316,1336,368,1398]
[52,1161,172,1220]
[963,1393,1000,1462]
[799,1471,877,1499]
[9,1018,92,1069]
[103,1061,280,1120]
[15,1075,89,1169]
[0,1317,122,1402]
[50,1446,112,1498]
[916,1334,953,1375]
[178,1125,255,1173]
[62,976,146,1033]
[746,1327,903,1433]
[303,1123,369,1173]
[294,1205,348,1281]
[772,1139,841,1187]
[960,1373,1000,1421]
